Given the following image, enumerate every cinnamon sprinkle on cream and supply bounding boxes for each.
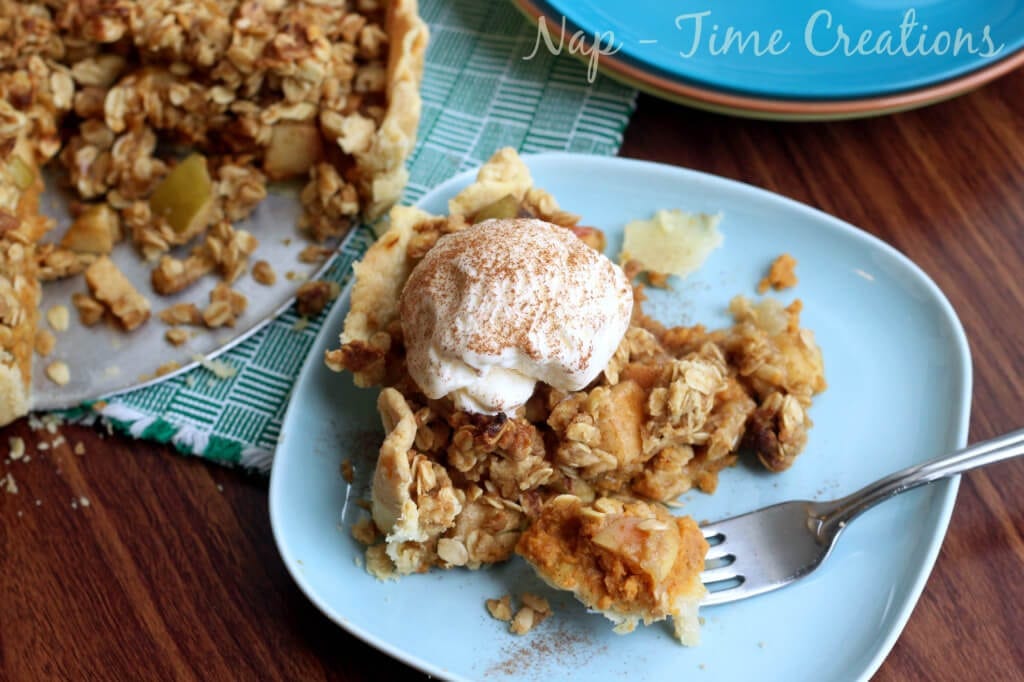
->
[399,219,633,414]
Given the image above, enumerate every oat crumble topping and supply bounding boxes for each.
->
[45,360,70,385]
[758,253,798,294]
[165,327,189,347]
[509,607,539,636]
[46,304,69,331]
[486,595,514,622]
[34,328,56,356]
[71,292,105,326]
[251,259,276,286]
[192,355,237,380]
[0,0,428,426]
[295,279,340,317]
[155,361,181,377]
[84,255,150,330]
[159,302,202,326]
[298,245,333,263]
[8,435,25,459]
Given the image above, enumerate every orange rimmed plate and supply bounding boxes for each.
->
[512,0,1024,120]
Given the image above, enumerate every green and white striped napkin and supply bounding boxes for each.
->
[88,0,637,470]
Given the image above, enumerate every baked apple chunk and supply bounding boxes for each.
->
[516,495,708,645]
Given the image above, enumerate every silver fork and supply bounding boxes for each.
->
[700,428,1024,606]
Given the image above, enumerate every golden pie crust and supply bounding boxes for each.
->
[0,122,46,424]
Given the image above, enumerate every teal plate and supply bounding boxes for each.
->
[535,0,1024,99]
[269,153,972,681]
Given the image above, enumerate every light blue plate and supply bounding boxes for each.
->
[269,153,972,681]
[535,0,1024,99]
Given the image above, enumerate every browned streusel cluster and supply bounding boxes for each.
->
[150,220,260,295]
[486,592,553,636]
[0,0,426,426]
[325,149,827,583]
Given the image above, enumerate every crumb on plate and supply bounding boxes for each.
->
[758,253,798,294]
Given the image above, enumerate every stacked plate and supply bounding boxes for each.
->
[513,0,1024,119]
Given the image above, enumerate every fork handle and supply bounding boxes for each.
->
[818,427,1024,540]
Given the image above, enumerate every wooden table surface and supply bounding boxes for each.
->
[3,72,1024,681]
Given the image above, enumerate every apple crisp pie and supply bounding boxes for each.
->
[0,0,427,426]
[326,148,826,644]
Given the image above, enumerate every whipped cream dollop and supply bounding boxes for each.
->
[399,218,633,414]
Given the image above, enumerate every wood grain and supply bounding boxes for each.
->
[2,71,1023,681]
